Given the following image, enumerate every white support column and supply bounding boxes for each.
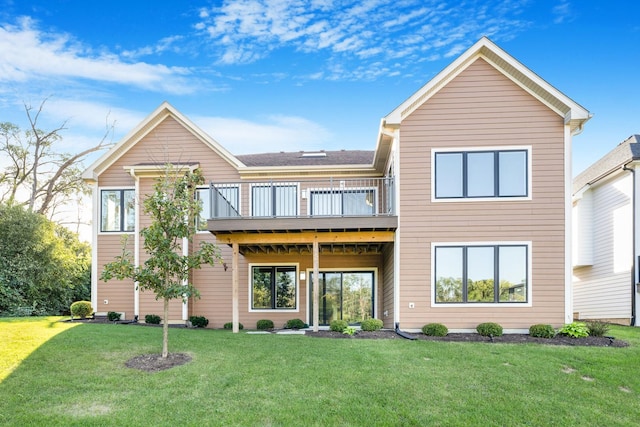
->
[134,176,140,319]
[232,242,239,333]
[182,236,189,321]
[313,239,319,332]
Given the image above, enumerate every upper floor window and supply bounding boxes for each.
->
[434,149,528,199]
[101,189,135,232]
[252,184,297,217]
[196,185,239,230]
[310,189,375,216]
[434,244,529,304]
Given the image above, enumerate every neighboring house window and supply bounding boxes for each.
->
[252,184,297,216]
[251,266,297,310]
[310,189,375,216]
[434,244,528,303]
[196,185,239,230]
[101,189,135,232]
[434,149,528,199]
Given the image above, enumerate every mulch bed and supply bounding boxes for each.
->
[125,353,192,372]
[305,330,629,347]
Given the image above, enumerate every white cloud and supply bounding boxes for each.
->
[196,0,533,80]
[0,17,198,94]
[192,114,333,154]
[552,1,573,24]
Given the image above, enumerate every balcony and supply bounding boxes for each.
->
[206,177,397,236]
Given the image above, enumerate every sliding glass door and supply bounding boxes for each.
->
[309,271,374,326]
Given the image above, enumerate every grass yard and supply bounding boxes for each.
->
[1,318,639,426]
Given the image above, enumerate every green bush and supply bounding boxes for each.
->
[145,314,161,324]
[70,301,93,319]
[529,324,555,338]
[330,319,348,332]
[422,323,449,337]
[343,326,357,336]
[476,322,503,337]
[558,322,589,338]
[189,316,209,328]
[107,311,122,322]
[285,318,306,329]
[360,318,383,331]
[257,319,274,330]
[586,321,610,337]
[223,322,244,330]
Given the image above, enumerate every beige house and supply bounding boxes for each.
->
[83,37,590,332]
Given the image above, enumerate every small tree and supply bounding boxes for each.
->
[101,165,222,358]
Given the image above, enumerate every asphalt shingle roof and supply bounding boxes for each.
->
[573,135,640,194]
[236,150,374,167]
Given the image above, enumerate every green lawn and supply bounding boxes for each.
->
[1,318,639,426]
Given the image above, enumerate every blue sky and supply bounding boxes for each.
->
[0,0,638,176]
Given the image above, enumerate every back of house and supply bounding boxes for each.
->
[83,37,590,332]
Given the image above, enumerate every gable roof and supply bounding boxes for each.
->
[82,101,245,182]
[573,134,640,194]
[382,37,591,135]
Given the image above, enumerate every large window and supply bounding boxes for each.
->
[196,185,239,230]
[252,184,297,217]
[434,149,528,199]
[310,189,375,216]
[251,266,297,310]
[434,244,528,304]
[101,189,135,232]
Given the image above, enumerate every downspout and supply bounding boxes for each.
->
[623,163,637,326]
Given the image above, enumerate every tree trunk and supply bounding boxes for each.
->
[162,297,169,358]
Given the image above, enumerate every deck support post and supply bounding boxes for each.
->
[232,242,239,333]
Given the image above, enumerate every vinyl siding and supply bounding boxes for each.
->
[573,174,633,323]
[397,57,567,330]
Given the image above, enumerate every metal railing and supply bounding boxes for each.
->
[209,177,395,220]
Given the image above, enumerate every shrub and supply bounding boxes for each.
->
[558,321,589,338]
[189,316,209,328]
[343,326,357,336]
[70,301,93,319]
[330,319,348,332]
[422,323,448,337]
[145,314,161,324]
[107,311,122,322]
[586,321,610,337]
[285,318,306,329]
[529,324,555,338]
[476,322,503,337]
[223,322,244,330]
[360,318,384,332]
[257,319,274,330]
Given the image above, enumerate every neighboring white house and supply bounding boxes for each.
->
[572,134,640,325]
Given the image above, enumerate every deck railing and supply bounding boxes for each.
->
[209,177,395,220]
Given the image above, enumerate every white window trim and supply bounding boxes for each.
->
[98,187,136,235]
[430,241,533,308]
[305,186,379,216]
[248,263,300,313]
[304,267,378,326]
[431,145,532,203]
[249,182,300,217]
[196,184,241,234]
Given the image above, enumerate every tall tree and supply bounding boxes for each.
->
[101,165,222,358]
[0,204,91,316]
[0,98,114,218]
